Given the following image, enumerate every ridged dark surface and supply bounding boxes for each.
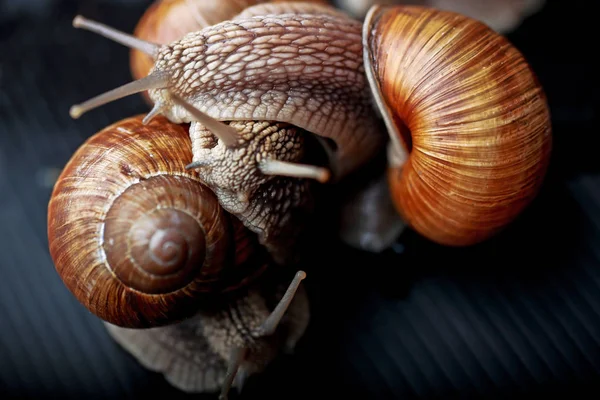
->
[0,0,598,399]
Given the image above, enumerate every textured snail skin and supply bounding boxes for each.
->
[103,271,310,394]
[131,0,255,82]
[364,6,552,246]
[130,0,330,81]
[149,10,384,179]
[190,120,316,265]
[47,116,267,328]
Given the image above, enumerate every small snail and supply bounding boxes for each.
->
[47,115,271,328]
[363,5,552,246]
[105,268,309,399]
[66,3,387,260]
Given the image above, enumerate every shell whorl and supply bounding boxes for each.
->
[364,6,552,246]
[102,174,220,294]
[131,0,262,84]
[47,115,266,328]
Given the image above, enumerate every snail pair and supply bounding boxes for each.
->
[48,0,552,398]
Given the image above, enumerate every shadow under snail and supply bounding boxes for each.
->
[47,115,310,399]
[66,2,552,250]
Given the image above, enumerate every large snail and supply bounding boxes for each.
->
[67,2,386,261]
[47,115,310,398]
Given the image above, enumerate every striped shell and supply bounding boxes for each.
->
[47,115,267,328]
[364,5,552,246]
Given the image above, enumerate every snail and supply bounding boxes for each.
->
[66,2,388,260]
[47,115,310,398]
[47,115,273,328]
[105,267,309,399]
[362,5,552,246]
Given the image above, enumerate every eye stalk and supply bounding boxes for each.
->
[73,15,161,55]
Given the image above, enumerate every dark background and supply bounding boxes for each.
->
[1,0,598,399]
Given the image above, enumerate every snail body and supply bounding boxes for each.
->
[47,115,269,328]
[131,0,331,81]
[130,0,260,82]
[363,5,552,246]
[143,5,379,178]
[68,3,387,260]
[105,269,309,399]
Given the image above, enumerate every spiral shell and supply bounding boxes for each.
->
[47,115,267,328]
[364,6,552,246]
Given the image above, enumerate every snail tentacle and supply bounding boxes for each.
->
[259,159,330,183]
[171,93,241,148]
[70,72,169,119]
[73,15,160,56]
[219,347,247,400]
[255,270,306,336]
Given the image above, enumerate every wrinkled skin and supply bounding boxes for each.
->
[104,274,309,396]
[190,121,316,264]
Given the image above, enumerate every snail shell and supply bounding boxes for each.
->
[47,115,268,328]
[363,5,553,246]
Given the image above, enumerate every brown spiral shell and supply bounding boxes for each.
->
[47,115,267,328]
[364,5,553,246]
